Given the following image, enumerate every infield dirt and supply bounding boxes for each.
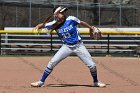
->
[0,56,139,93]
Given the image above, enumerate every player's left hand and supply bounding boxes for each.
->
[90,26,102,40]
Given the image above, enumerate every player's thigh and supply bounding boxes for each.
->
[75,44,96,68]
[52,45,72,61]
[47,44,72,68]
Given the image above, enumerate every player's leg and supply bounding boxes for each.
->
[31,44,72,87]
[40,44,72,82]
[47,44,73,69]
[74,43,98,82]
[74,43,106,87]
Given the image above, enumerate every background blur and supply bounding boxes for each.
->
[0,0,140,56]
[0,0,140,29]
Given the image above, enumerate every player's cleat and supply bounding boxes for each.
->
[31,81,44,87]
[94,81,106,87]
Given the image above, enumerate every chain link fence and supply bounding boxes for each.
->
[0,0,139,29]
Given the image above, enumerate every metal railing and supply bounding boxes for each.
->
[0,33,140,56]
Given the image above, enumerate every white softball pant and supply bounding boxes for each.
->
[47,42,96,70]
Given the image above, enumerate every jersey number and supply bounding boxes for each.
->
[62,32,71,38]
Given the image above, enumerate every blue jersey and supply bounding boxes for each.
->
[45,16,81,45]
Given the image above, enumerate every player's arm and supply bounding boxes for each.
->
[79,21,95,38]
[33,23,44,30]
[32,23,45,34]
[80,21,95,29]
[33,15,53,34]
[80,21,101,39]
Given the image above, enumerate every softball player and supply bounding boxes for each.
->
[31,6,106,87]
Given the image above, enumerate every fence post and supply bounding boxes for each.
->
[0,33,1,55]
[119,4,122,26]
[98,3,101,26]
[50,34,53,52]
[107,34,110,56]
[29,0,32,27]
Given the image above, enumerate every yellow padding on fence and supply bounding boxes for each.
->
[0,29,140,35]
[101,30,140,35]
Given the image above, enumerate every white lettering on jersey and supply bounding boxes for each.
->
[58,25,73,33]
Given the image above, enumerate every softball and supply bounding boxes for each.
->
[33,29,39,34]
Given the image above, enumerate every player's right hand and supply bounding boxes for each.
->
[32,27,40,34]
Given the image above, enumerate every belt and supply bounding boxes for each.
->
[64,40,82,46]
[73,40,82,45]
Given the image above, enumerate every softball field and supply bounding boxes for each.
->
[0,56,140,93]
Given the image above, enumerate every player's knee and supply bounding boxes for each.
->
[87,62,96,69]
[47,60,57,69]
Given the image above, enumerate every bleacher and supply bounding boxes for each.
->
[1,32,140,56]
